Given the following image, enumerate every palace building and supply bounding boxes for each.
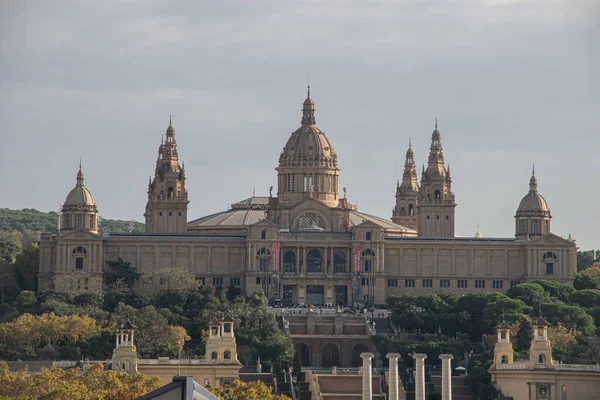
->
[38,87,577,306]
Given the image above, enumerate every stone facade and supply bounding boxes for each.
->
[490,318,600,399]
[39,88,577,304]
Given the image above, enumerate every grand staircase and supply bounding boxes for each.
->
[430,375,477,400]
[316,374,385,400]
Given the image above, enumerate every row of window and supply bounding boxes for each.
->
[386,279,522,289]
[518,219,550,235]
[282,173,335,193]
[196,277,240,287]
[425,215,450,220]
[64,214,96,229]
[158,211,183,217]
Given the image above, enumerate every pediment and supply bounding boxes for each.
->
[528,233,573,246]
[58,228,102,241]
[291,197,332,214]
[351,220,381,230]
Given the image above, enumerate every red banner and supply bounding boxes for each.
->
[272,243,279,272]
[353,244,361,273]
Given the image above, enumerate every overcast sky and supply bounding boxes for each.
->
[0,0,598,249]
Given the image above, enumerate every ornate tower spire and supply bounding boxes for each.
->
[301,85,316,126]
[144,117,189,233]
[417,121,456,237]
[529,165,538,192]
[392,139,419,230]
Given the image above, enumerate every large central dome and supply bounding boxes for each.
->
[275,87,340,208]
[278,87,338,169]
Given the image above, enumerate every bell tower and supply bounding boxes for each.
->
[392,139,419,230]
[529,316,555,368]
[111,320,138,373]
[417,121,456,237]
[493,321,514,365]
[144,117,189,233]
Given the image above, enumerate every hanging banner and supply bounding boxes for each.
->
[353,244,361,273]
[272,243,279,272]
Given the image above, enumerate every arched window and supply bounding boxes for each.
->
[334,251,346,273]
[362,249,375,272]
[168,186,174,199]
[366,232,371,241]
[211,352,218,360]
[256,248,270,271]
[501,355,508,364]
[435,190,441,200]
[408,204,415,216]
[261,230,266,240]
[306,249,322,273]
[427,193,431,202]
[283,250,296,273]
[296,213,326,231]
[224,350,231,360]
[538,354,545,364]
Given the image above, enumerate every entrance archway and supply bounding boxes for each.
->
[322,343,340,367]
[295,343,310,367]
[351,344,370,367]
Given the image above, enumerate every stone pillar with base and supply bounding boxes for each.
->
[386,353,400,400]
[439,354,454,400]
[412,353,427,400]
[361,352,375,400]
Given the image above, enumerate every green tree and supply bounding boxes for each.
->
[105,259,140,289]
[111,303,190,358]
[569,289,600,308]
[577,250,599,271]
[12,244,39,291]
[506,283,546,307]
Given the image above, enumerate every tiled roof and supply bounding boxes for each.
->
[349,211,415,232]
[187,209,267,227]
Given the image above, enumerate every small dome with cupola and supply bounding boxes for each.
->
[61,161,98,233]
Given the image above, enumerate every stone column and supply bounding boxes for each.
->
[439,354,453,400]
[386,353,400,400]
[412,353,427,400]
[361,352,374,400]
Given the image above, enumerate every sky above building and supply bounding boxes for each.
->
[0,0,598,249]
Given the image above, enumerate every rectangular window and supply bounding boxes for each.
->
[256,277,261,285]
[212,277,223,287]
[475,280,486,289]
[546,263,554,275]
[361,278,369,286]
[387,279,398,288]
[75,258,84,270]
[510,280,521,288]
[493,280,503,289]
[76,214,83,228]
[405,279,415,288]
[364,260,372,272]
[440,279,450,288]
[457,279,468,288]
[178,212,182,217]
[196,277,206,285]
[230,277,241,287]
[422,279,433,288]
[334,263,345,273]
